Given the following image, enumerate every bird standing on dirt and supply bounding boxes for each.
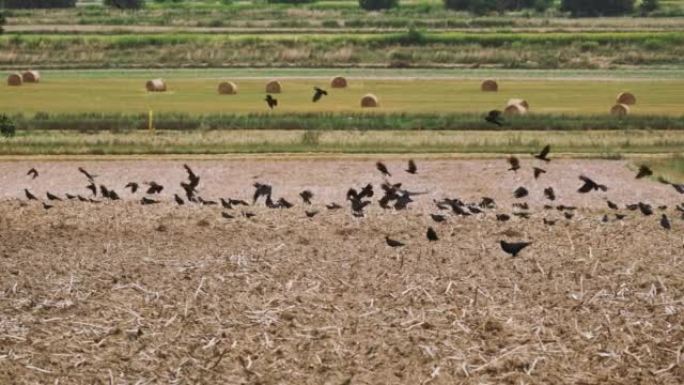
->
[385,236,405,248]
[312,87,328,103]
[426,227,438,242]
[300,190,314,205]
[660,214,671,230]
[46,192,62,201]
[265,94,278,109]
[500,240,531,257]
[514,186,529,199]
[376,161,391,177]
[24,189,37,201]
[485,110,503,127]
[635,165,653,179]
[406,159,417,174]
[534,145,551,162]
[27,168,39,179]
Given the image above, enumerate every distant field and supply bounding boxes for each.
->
[2,74,683,116]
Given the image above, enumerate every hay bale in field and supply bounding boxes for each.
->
[22,70,40,83]
[146,79,167,92]
[7,73,22,86]
[266,80,282,93]
[481,79,498,92]
[331,76,348,88]
[507,98,529,110]
[610,103,630,116]
[361,94,379,108]
[616,92,636,105]
[504,103,527,116]
[218,81,238,95]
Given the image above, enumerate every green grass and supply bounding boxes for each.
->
[3,77,683,116]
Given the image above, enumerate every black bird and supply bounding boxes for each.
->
[406,159,417,174]
[174,194,185,205]
[183,164,200,187]
[638,202,653,216]
[312,87,328,103]
[507,156,520,172]
[78,167,96,181]
[607,200,619,210]
[430,213,447,223]
[181,182,198,202]
[198,197,217,206]
[65,194,76,200]
[300,190,314,205]
[514,186,528,199]
[385,236,405,248]
[564,212,574,220]
[141,197,159,205]
[221,212,235,219]
[107,190,120,201]
[125,182,139,193]
[485,110,503,127]
[46,192,62,201]
[279,198,294,209]
[265,94,278,109]
[376,161,391,177]
[99,185,110,198]
[602,214,609,223]
[544,187,556,201]
[616,214,627,220]
[242,211,256,218]
[543,218,556,226]
[326,203,342,210]
[220,198,232,209]
[496,213,511,222]
[513,202,529,210]
[359,183,374,199]
[660,214,671,230]
[305,210,319,218]
[658,177,684,194]
[500,240,531,257]
[426,227,438,242]
[24,189,37,201]
[635,165,652,179]
[86,183,97,196]
[533,167,546,179]
[146,182,164,195]
[229,198,249,206]
[479,197,496,209]
[534,145,551,162]
[513,212,531,219]
[393,191,414,211]
[42,202,53,210]
[253,183,272,204]
[77,195,89,202]
[27,168,39,179]
[578,175,608,193]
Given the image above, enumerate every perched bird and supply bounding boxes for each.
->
[265,94,278,109]
[607,200,619,210]
[277,197,293,209]
[638,202,653,216]
[305,210,319,218]
[543,218,556,226]
[500,240,531,257]
[78,167,96,181]
[125,182,139,193]
[42,202,53,210]
[507,156,520,172]
[141,197,159,205]
[221,212,235,219]
[405,159,417,174]
[660,214,671,230]
[578,175,608,193]
[174,194,185,205]
[46,192,62,201]
[86,183,97,196]
[299,190,314,205]
[312,87,328,102]
[496,214,511,222]
[533,167,546,179]
[426,227,438,242]
[485,110,503,127]
[326,203,342,210]
[376,161,391,177]
[514,186,528,199]
[564,211,574,220]
[24,189,37,201]
[385,236,405,248]
[635,165,652,179]
[534,145,551,162]
[27,168,39,179]
[430,213,447,223]
[657,177,684,194]
[242,211,256,218]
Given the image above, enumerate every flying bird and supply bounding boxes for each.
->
[533,167,546,179]
[500,240,531,257]
[376,161,391,177]
[86,183,97,196]
[635,165,652,179]
[426,227,438,241]
[312,87,328,102]
[534,145,551,162]
[27,168,38,179]
[507,156,520,172]
[578,175,608,193]
[385,236,405,248]
[265,94,278,109]
[78,167,96,181]
[253,182,272,204]
[146,182,164,195]
[24,189,37,201]
[544,187,555,201]
[299,190,314,205]
[125,182,139,193]
[174,194,185,205]
[485,110,503,127]
[405,159,417,174]
[305,210,319,218]
[658,177,684,194]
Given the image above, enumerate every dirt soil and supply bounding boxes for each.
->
[0,158,682,384]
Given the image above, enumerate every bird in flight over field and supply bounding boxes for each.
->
[27,168,38,179]
[485,110,503,126]
[265,94,278,109]
[312,87,328,102]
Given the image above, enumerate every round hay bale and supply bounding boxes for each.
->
[265,80,282,94]
[507,98,529,110]
[22,70,40,83]
[218,81,238,95]
[610,103,629,116]
[504,103,527,116]
[7,73,22,86]
[360,94,379,108]
[331,76,348,88]
[481,79,498,92]
[146,79,167,92]
[616,92,636,105]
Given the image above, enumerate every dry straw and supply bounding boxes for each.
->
[331,76,348,88]
[616,92,636,105]
[481,79,498,92]
[22,70,40,83]
[7,73,22,86]
[218,81,238,95]
[266,80,282,93]
[361,94,379,108]
[611,103,630,116]
[146,79,167,92]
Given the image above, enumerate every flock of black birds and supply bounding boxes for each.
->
[18,146,683,258]
[264,86,329,110]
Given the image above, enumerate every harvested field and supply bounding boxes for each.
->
[0,158,683,384]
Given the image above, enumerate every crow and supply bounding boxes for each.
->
[514,186,528,199]
[359,183,374,199]
[108,190,120,201]
[65,193,76,200]
[305,210,319,218]
[556,205,576,211]
[638,202,653,216]
[544,187,556,201]
[198,197,217,206]
[253,183,272,204]
[300,190,314,205]
[602,214,609,223]
[500,240,531,257]
[78,167,96,181]
[406,159,417,174]
[77,195,89,202]
[141,197,159,205]
[312,87,328,103]
[479,197,496,209]
[27,168,38,179]
[350,198,372,214]
[24,189,37,201]
[533,167,546,179]
[635,165,652,179]
[468,205,483,214]
[578,175,607,193]
[99,185,110,198]
[607,200,619,210]
[43,202,53,210]
[183,164,200,187]
[485,110,503,126]
[393,191,414,211]
[174,194,185,205]
[326,203,342,210]
[426,227,438,241]
[431,213,447,223]
[507,156,520,172]
[125,182,139,193]
[277,198,294,209]
[181,182,198,202]
[496,213,510,222]
[265,94,278,109]
[221,212,235,219]
[376,161,391,177]
[146,182,164,195]
[385,236,405,248]
[86,183,97,196]
[658,177,684,194]
[616,213,627,220]
[534,145,551,162]
[513,212,530,219]
[220,198,232,209]
[46,192,62,201]
[513,202,529,210]
[660,214,671,230]
[543,218,556,226]
[229,198,249,206]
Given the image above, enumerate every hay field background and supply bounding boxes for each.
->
[2,70,683,115]
[0,158,682,384]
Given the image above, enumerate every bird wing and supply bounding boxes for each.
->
[538,145,550,159]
